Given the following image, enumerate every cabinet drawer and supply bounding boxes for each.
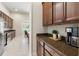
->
[40,41,43,46]
[45,44,60,56]
[45,50,51,56]
[53,52,60,56]
[45,45,55,55]
[37,40,44,56]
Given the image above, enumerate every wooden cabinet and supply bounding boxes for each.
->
[42,2,53,26]
[42,2,65,25]
[45,44,55,56]
[37,38,44,56]
[45,50,51,56]
[66,2,79,21]
[42,2,79,25]
[10,19,13,28]
[8,17,10,28]
[6,16,13,28]
[0,11,2,17]
[53,2,65,24]
[10,31,15,39]
[0,11,13,28]
[37,38,60,56]
[44,44,60,56]
[8,18,13,28]
[5,16,9,28]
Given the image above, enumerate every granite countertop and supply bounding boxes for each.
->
[37,33,79,56]
[4,29,15,33]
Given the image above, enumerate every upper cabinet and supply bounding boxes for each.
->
[66,2,79,21]
[53,2,65,24]
[42,2,53,26]
[8,18,13,28]
[42,2,79,26]
[0,11,13,29]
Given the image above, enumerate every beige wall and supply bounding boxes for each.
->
[11,13,30,37]
[32,2,47,55]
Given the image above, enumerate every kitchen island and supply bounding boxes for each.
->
[37,33,79,56]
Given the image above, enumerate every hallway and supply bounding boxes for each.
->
[2,36,29,56]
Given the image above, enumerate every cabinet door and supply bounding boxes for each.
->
[11,31,15,39]
[53,2,64,24]
[5,16,9,28]
[7,16,9,28]
[11,19,13,28]
[43,2,53,26]
[45,44,60,56]
[45,50,51,56]
[8,18,10,28]
[53,52,60,56]
[45,45,55,56]
[9,18,11,28]
[66,2,79,21]
[0,11,2,17]
[37,39,43,56]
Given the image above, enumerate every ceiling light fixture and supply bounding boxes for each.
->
[15,9,18,12]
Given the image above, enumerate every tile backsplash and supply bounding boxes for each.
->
[47,23,79,37]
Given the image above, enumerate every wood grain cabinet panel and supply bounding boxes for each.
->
[42,2,53,26]
[66,2,79,21]
[45,44,55,55]
[0,11,2,16]
[11,31,15,39]
[8,18,13,28]
[53,2,64,24]
[5,16,9,28]
[0,11,13,28]
[42,3,48,25]
[53,52,60,56]
[45,44,60,56]
[37,38,44,56]
[37,38,60,56]
[42,2,79,25]
[45,50,51,56]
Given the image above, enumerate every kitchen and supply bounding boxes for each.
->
[36,2,79,56]
[0,2,79,56]
[0,2,31,56]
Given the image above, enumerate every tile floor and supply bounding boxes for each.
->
[2,35,29,56]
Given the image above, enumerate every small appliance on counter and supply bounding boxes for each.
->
[65,27,79,48]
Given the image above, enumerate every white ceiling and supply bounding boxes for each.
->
[2,2,31,14]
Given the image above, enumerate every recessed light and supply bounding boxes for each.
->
[15,9,18,12]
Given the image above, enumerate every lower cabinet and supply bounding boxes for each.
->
[37,38,60,56]
[11,31,15,39]
[5,31,16,40]
[44,44,60,56]
[53,52,60,56]
[37,38,43,56]
[45,50,51,56]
